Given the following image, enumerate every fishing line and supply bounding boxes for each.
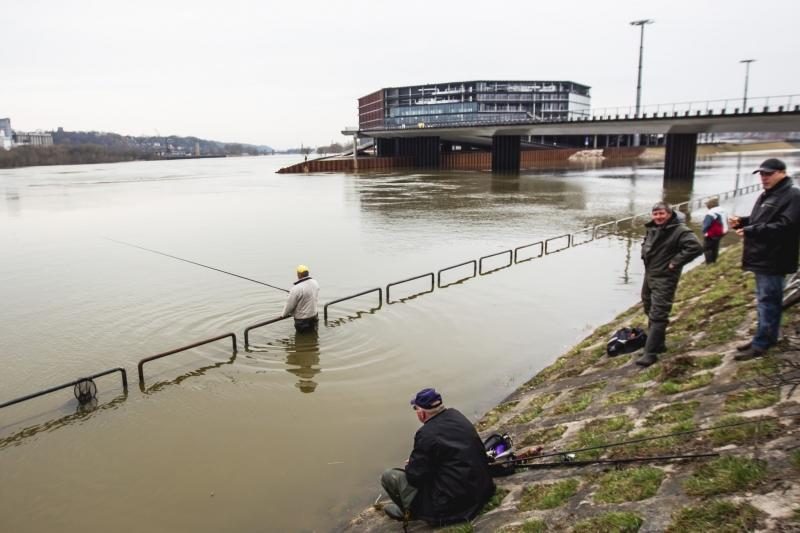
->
[105,238,289,293]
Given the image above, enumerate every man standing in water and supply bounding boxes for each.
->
[380,388,495,526]
[282,264,320,333]
[731,158,800,360]
[637,202,703,367]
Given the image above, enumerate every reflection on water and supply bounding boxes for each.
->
[284,331,322,393]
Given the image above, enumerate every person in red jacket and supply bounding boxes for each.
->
[380,388,495,526]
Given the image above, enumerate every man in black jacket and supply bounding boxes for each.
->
[731,158,800,360]
[637,202,703,367]
[380,388,495,526]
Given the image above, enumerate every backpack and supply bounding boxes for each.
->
[606,327,647,357]
[706,214,725,239]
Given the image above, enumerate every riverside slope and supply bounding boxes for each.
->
[344,243,800,532]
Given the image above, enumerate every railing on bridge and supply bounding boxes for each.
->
[367,94,800,131]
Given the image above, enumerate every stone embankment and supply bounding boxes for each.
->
[344,244,800,532]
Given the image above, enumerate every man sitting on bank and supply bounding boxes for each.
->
[380,388,495,526]
[282,264,320,333]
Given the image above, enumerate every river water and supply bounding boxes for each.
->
[0,151,796,532]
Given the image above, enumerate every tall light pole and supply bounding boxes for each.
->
[630,19,653,147]
[740,59,756,111]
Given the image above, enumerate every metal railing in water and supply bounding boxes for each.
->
[0,367,128,410]
[323,287,383,322]
[438,260,477,288]
[387,273,435,304]
[479,250,513,275]
[514,241,544,264]
[137,333,237,387]
[244,316,290,350]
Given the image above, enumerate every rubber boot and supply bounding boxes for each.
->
[635,352,659,367]
[383,503,404,521]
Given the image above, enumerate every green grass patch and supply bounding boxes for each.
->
[520,425,567,447]
[684,456,767,496]
[610,420,696,458]
[790,449,800,470]
[551,381,607,416]
[629,364,661,384]
[593,466,665,503]
[710,416,781,446]
[476,400,519,430]
[644,401,699,426]
[517,478,579,511]
[570,416,633,460]
[666,500,763,533]
[480,487,509,514]
[573,511,643,533]
[604,387,646,406]
[659,372,714,395]
[735,356,779,380]
[694,354,724,369]
[508,393,558,425]
[723,388,780,413]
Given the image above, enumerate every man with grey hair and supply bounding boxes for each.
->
[637,201,703,367]
[380,388,495,526]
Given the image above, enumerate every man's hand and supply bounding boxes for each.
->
[668,263,676,271]
[729,216,741,229]
[735,228,745,237]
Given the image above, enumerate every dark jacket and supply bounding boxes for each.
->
[740,177,800,275]
[641,212,703,275]
[405,408,495,526]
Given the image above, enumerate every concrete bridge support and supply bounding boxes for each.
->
[664,133,698,181]
[397,137,440,168]
[491,135,521,174]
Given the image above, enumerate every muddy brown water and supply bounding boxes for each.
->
[1,151,795,532]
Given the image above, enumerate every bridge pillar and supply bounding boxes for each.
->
[664,133,698,181]
[491,135,521,174]
[376,138,396,157]
[397,137,440,168]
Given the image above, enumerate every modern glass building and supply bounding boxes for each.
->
[358,80,591,130]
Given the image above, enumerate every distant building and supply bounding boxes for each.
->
[358,80,591,130]
[0,118,12,150]
[13,131,54,147]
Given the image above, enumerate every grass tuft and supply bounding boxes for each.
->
[519,425,567,447]
[644,401,698,426]
[517,478,579,511]
[722,388,780,413]
[497,520,548,533]
[593,466,665,503]
[508,393,558,425]
[683,456,767,496]
[573,511,643,533]
[479,487,509,514]
[604,387,647,406]
[477,401,519,430]
[550,381,607,415]
[710,416,781,446]
[659,372,713,395]
[570,416,633,460]
[666,500,763,533]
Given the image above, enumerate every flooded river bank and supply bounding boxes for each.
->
[1,151,796,531]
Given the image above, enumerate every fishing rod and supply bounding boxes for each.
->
[106,238,290,293]
[503,411,799,468]
[504,452,719,471]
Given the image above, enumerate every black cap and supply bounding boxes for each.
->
[752,158,787,174]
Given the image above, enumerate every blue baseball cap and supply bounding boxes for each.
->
[410,388,443,409]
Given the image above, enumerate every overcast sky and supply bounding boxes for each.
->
[3,0,798,149]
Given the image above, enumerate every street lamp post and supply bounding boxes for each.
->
[630,19,653,147]
[740,59,756,111]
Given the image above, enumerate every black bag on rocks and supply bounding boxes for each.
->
[606,327,647,357]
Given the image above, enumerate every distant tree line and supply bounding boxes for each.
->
[0,129,275,169]
[0,144,156,169]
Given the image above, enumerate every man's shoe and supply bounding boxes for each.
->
[736,342,752,352]
[383,503,405,521]
[734,346,767,361]
[635,352,659,367]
